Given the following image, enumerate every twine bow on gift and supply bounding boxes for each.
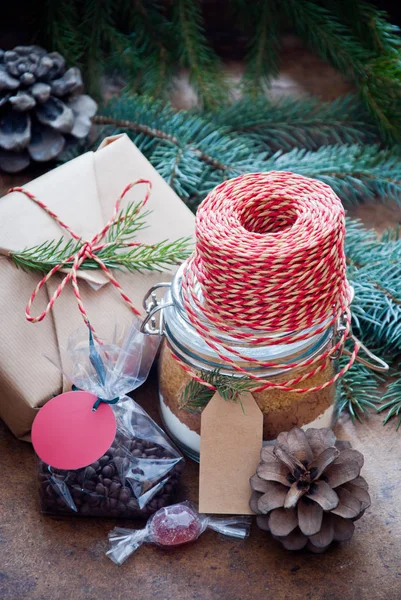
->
[8,180,152,335]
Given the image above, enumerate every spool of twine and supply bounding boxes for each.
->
[173,171,359,393]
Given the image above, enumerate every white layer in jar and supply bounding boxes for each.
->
[158,343,336,459]
[160,392,334,457]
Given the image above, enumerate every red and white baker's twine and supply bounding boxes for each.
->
[171,172,360,394]
[8,180,152,336]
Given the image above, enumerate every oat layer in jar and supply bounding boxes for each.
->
[142,264,338,462]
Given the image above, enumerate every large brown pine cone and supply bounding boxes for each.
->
[250,427,370,553]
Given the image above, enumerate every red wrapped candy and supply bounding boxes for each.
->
[151,503,203,545]
[107,502,251,565]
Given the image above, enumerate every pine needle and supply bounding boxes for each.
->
[213,95,380,151]
[35,0,401,139]
[283,0,401,142]
[321,0,401,55]
[10,203,192,274]
[180,369,256,413]
[95,93,401,208]
[346,218,401,355]
[240,0,281,96]
[377,376,401,430]
[172,0,230,109]
[336,359,383,423]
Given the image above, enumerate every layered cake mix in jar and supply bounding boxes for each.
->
[141,172,386,461]
[144,263,338,461]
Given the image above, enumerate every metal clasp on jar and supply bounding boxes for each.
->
[330,311,348,361]
[140,283,172,335]
[331,312,389,373]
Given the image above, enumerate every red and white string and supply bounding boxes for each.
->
[9,180,152,337]
[171,171,359,393]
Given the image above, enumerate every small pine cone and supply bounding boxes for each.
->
[250,427,370,553]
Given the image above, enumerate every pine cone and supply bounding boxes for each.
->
[250,427,370,553]
[0,45,97,173]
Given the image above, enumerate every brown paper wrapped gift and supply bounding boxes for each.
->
[0,133,194,440]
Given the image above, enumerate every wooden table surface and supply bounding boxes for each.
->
[1,375,400,600]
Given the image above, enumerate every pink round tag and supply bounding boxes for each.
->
[32,391,117,470]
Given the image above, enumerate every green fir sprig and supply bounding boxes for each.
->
[239,0,281,96]
[36,0,401,140]
[172,0,230,108]
[106,1,175,98]
[94,93,401,208]
[212,95,380,152]
[377,376,401,430]
[345,219,401,354]
[336,359,383,423]
[180,369,256,413]
[10,202,192,274]
[320,0,401,55]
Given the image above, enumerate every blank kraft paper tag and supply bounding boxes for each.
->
[199,391,263,514]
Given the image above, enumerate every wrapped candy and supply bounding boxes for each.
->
[106,502,251,565]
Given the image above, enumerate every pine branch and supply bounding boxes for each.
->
[94,95,250,198]
[180,375,215,413]
[212,95,380,152]
[321,0,401,55]
[377,376,401,430]
[283,0,372,78]
[96,94,401,207]
[283,0,401,142]
[359,60,401,144]
[80,0,117,99]
[172,0,230,109]
[103,33,142,93]
[42,0,83,66]
[180,368,256,413]
[11,238,81,273]
[345,219,401,354]
[10,202,192,274]
[268,145,401,207]
[336,359,382,422]
[11,237,192,274]
[106,0,174,98]
[240,0,281,96]
[37,0,401,138]
[132,0,174,98]
[106,201,150,243]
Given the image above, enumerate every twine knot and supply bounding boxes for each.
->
[80,241,95,258]
[8,180,152,336]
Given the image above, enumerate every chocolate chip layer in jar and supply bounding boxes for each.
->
[142,264,338,462]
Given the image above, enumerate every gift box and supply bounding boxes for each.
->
[0,134,194,440]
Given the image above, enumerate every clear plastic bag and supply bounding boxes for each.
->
[107,502,252,565]
[37,320,185,519]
